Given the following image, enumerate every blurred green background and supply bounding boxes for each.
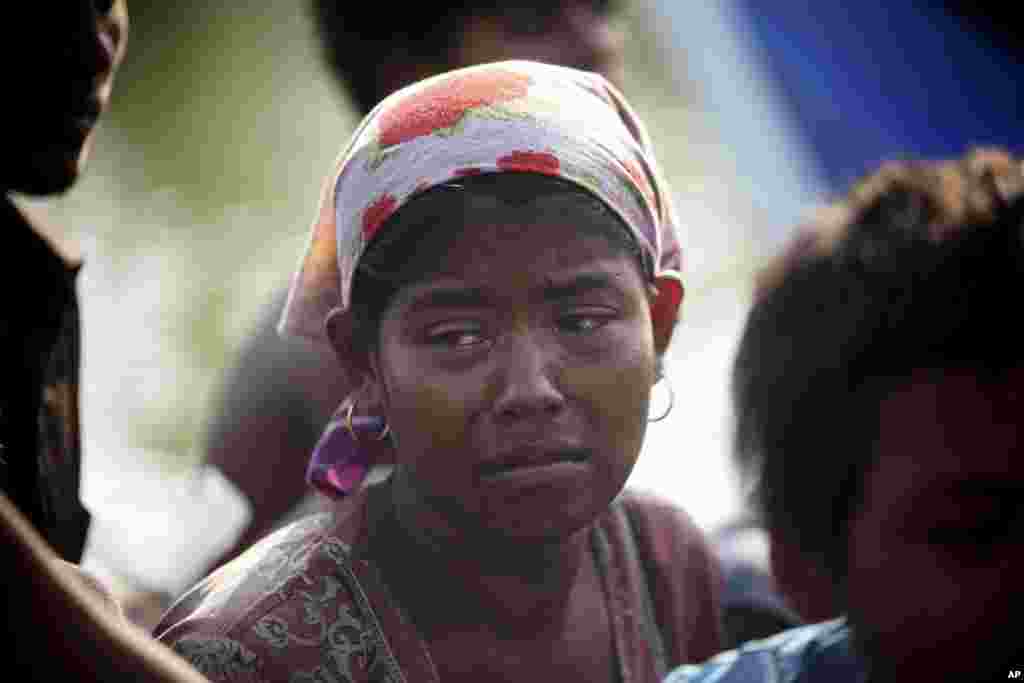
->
[29,1,766,533]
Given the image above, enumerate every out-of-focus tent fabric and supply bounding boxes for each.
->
[735,0,1023,192]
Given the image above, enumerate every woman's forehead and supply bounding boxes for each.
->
[443,217,632,273]
[392,222,644,307]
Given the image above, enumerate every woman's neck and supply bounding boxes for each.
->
[368,474,594,634]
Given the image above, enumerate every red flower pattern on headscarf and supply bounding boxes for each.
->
[497,151,561,175]
[377,69,532,149]
[362,194,398,240]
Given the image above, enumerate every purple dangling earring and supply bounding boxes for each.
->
[307,398,389,499]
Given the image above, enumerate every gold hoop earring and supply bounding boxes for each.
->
[341,397,357,439]
[648,374,675,423]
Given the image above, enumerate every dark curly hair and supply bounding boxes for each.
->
[308,1,616,115]
[733,148,1024,576]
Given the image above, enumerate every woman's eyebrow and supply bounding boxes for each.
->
[402,273,620,311]
[541,273,619,302]
[406,286,490,311]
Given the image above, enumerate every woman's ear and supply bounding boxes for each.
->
[325,308,374,391]
[325,307,389,412]
[650,275,684,356]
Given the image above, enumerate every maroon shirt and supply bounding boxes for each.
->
[156,483,723,682]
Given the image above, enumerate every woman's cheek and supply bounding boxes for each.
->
[386,373,479,483]
[562,344,655,466]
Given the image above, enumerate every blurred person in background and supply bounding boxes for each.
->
[667,148,1024,682]
[194,1,627,580]
[672,0,1024,648]
[707,515,802,649]
[157,60,723,683]
[1,1,209,680]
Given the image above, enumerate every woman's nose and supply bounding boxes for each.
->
[491,334,566,421]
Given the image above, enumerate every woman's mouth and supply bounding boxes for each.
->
[477,447,591,480]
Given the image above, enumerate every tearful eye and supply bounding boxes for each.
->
[448,332,486,347]
[425,323,487,348]
[558,313,611,334]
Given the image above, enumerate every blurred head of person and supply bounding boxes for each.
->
[2,1,128,196]
[308,1,625,116]
[732,148,1024,682]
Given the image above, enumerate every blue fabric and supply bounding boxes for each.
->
[735,1,1023,192]
[663,619,866,683]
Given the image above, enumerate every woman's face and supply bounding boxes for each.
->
[364,209,669,543]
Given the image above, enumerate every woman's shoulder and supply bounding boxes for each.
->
[156,510,407,682]
[612,487,707,550]
[155,512,344,633]
[604,487,726,665]
[156,488,376,628]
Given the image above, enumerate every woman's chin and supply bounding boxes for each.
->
[474,486,610,543]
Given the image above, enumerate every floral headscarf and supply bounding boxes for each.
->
[279,60,684,498]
